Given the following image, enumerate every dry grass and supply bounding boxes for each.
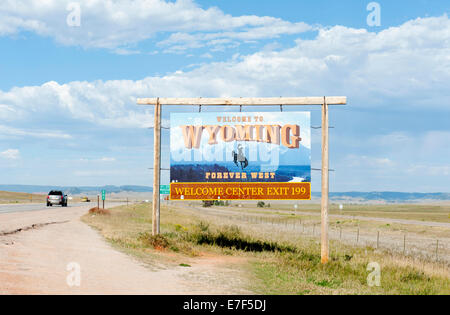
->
[0,191,47,204]
[175,202,450,261]
[230,202,450,223]
[82,203,450,295]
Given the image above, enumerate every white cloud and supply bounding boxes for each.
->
[73,170,127,177]
[158,20,312,52]
[406,164,450,176]
[79,157,116,162]
[367,131,450,162]
[333,128,450,191]
[0,124,72,139]
[0,15,448,135]
[0,80,154,129]
[99,157,116,162]
[200,53,213,59]
[0,0,313,52]
[0,149,20,160]
[0,104,21,121]
[344,154,394,168]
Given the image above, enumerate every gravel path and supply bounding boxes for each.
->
[0,204,250,294]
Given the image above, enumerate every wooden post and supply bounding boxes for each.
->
[152,98,162,235]
[321,97,329,264]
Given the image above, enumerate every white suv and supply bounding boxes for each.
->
[47,190,68,207]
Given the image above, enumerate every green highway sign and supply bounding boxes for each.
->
[160,185,170,195]
[101,190,106,201]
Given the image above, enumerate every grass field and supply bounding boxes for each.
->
[0,191,47,204]
[222,202,450,223]
[82,203,450,295]
[172,202,450,261]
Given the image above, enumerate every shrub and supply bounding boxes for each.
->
[202,200,214,207]
[197,221,210,232]
[88,207,111,215]
[190,223,297,253]
[257,201,265,208]
[174,224,187,232]
[139,232,170,250]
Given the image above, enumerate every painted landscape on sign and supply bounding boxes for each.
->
[170,112,311,183]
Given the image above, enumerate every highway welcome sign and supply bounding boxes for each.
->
[170,112,311,200]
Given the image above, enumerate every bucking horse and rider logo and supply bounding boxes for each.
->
[232,144,249,170]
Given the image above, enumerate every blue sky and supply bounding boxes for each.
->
[0,0,449,192]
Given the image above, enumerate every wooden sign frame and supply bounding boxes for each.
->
[137,96,347,264]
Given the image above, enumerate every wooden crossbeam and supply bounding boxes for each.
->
[137,96,346,106]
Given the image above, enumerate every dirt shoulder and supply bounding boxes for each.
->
[0,205,250,294]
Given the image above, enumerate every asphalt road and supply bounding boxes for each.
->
[0,202,117,214]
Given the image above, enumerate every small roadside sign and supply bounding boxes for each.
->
[101,190,106,201]
[160,185,170,195]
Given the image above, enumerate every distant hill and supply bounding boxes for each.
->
[0,185,152,195]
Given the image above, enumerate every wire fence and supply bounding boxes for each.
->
[193,210,449,264]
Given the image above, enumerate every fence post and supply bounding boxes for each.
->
[356,228,359,244]
[403,234,406,255]
[340,227,342,240]
[377,231,380,249]
[436,240,439,261]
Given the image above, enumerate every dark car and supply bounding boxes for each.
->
[47,190,68,207]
